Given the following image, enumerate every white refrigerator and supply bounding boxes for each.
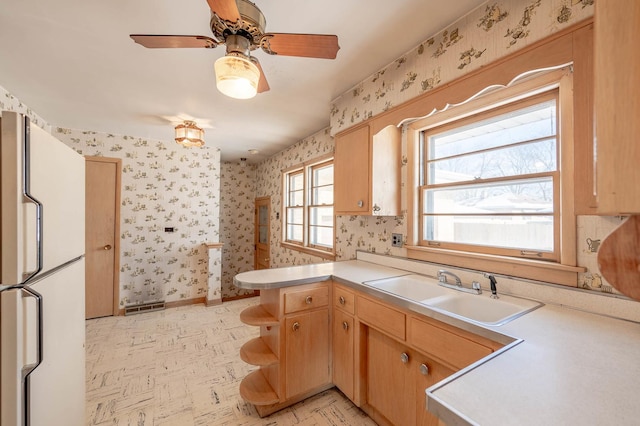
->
[0,111,85,426]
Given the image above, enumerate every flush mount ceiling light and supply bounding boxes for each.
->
[175,120,204,147]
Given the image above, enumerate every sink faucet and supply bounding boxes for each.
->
[437,269,482,295]
[437,269,462,287]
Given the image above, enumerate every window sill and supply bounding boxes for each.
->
[281,242,336,261]
[405,245,585,287]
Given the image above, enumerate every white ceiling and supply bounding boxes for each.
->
[0,0,487,163]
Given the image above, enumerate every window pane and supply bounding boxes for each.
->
[310,226,333,248]
[313,164,333,186]
[423,214,554,252]
[312,185,334,205]
[289,172,304,191]
[310,207,333,227]
[287,207,303,225]
[423,177,554,215]
[428,138,556,184]
[429,99,556,160]
[287,224,303,242]
[289,189,304,207]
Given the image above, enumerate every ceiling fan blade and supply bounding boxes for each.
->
[260,33,340,59]
[249,57,270,93]
[206,0,241,22]
[130,35,218,49]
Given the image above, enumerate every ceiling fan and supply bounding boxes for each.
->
[130,0,340,99]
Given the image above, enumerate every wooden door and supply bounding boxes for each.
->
[85,157,120,319]
[254,197,270,269]
[367,327,416,426]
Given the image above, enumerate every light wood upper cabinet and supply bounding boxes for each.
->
[334,124,401,216]
[594,2,640,214]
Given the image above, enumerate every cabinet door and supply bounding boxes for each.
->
[594,1,640,213]
[335,125,370,214]
[367,328,415,426]
[332,309,354,400]
[285,309,330,398]
[415,356,455,426]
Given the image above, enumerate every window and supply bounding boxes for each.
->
[283,156,335,258]
[406,68,579,285]
[420,92,559,261]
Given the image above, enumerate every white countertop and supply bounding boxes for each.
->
[234,258,640,425]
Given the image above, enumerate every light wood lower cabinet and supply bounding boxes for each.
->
[238,281,332,417]
[285,309,330,399]
[367,328,416,426]
[332,308,355,400]
[239,280,503,422]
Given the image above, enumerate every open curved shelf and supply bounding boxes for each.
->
[240,369,279,406]
[240,305,278,326]
[240,337,278,366]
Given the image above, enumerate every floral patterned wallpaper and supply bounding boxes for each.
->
[220,162,257,299]
[330,0,594,134]
[52,128,221,308]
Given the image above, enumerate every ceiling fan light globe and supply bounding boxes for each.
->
[214,55,260,99]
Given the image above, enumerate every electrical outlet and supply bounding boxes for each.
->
[391,233,403,247]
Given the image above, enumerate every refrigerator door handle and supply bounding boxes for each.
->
[21,286,43,426]
[21,116,43,285]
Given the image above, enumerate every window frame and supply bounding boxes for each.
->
[405,68,582,286]
[282,154,336,260]
[418,90,561,261]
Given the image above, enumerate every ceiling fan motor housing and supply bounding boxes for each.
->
[210,0,266,48]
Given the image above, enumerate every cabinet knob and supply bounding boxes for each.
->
[342,321,349,331]
[305,295,313,305]
[339,296,346,305]
[292,322,300,331]
[357,200,364,208]
[103,244,112,251]
[400,352,409,364]
[420,363,430,376]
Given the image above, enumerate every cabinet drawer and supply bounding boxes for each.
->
[357,295,405,340]
[284,286,329,314]
[333,284,355,315]
[408,317,492,370]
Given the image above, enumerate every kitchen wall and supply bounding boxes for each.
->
[1,84,221,308]
[222,0,622,299]
[220,161,256,299]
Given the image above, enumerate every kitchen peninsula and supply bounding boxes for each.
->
[234,252,640,425]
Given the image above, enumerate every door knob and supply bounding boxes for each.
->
[103,244,112,250]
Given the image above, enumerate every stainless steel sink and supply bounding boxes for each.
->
[425,293,542,326]
[366,274,452,301]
